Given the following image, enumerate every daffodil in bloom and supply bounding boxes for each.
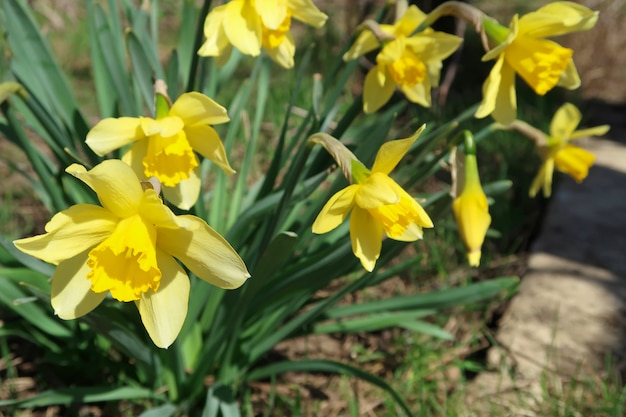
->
[452,133,491,267]
[86,91,234,210]
[529,103,609,197]
[311,127,434,271]
[13,160,250,348]
[343,5,462,113]
[198,0,327,68]
[476,2,599,124]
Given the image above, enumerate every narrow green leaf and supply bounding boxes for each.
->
[138,404,178,417]
[246,359,413,417]
[0,386,160,408]
[313,310,436,334]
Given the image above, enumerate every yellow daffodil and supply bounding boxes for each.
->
[311,127,433,271]
[529,103,609,197]
[86,92,234,210]
[452,133,491,266]
[476,2,599,124]
[343,5,462,113]
[13,160,250,348]
[198,0,327,69]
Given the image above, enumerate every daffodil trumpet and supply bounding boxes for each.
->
[310,127,434,271]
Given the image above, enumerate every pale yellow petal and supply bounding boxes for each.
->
[256,0,287,29]
[490,59,517,125]
[343,30,381,61]
[170,92,230,126]
[557,59,581,90]
[550,102,581,140]
[198,5,230,57]
[405,31,462,63]
[475,54,503,119]
[372,129,422,175]
[184,124,235,175]
[51,251,106,319]
[14,204,117,265]
[363,66,395,114]
[86,117,143,156]
[224,0,262,56]
[569,125,610,140]
[394,5,426,36]
[139,189,179,229]
[482,15,519,62]
[264,32,296,69]
[518,2,598,38]
[161,166,201,210]
[312,185,358,234]
[121,140,148,180]
[140,116,183,138]
[350,206,383,272]
[157,215,250,289]
[288,0,328,28]
[356,173,400,209]
[401,74,431,107]
[66,161,143,218]
[135,250,190,348]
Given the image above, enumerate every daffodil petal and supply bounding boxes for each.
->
[401,75,431,107]
[356,173,399,209]
[394,5,426,36]
[518,2,598,38]
[491,59,517,125]
[557,59,581,90]
[550,102,581,139]
[224,0,262,56]
[157,215,250,289]
[372,132,419,175]
[51,251,106,319]
[350,207,383,272]
[475,54,503,119]
[256,0,287,29]
[198,5,229,57]
[122,140,148,180]
[170,92,230,126]
[343,30,380,61]
[288,0,328,28]
[135,250,190,349]
[405,31,462,62]
[140,116,184,138]
[66,161,143,218]
[264,31,296,69]
[161,166,201,210]
[363,66,395,114]
[86,117,143,156]
[13,204,117,265]
[139,189,179,229]
[569,125,610,140]
[391,222,423,241]
[185,124,235,175]
[312,185,358,234]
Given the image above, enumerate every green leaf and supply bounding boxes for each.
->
[325,277,519,318]
[202,384,241,417]
[138,403,178,417]
[0,278,71,339]
[313,310,437,334]
[0,386,160,408]
[246,359,413,416]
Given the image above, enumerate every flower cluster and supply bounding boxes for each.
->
[12,1,607,351]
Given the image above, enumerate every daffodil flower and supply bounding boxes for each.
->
[529,103,609,197]
[452,133,491,267]
[311,127,433,271]
[13,160,250,348]
[343,5,462,113]
[198,0,327,69]
[86,92,234,210]
[476,2,599,124]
